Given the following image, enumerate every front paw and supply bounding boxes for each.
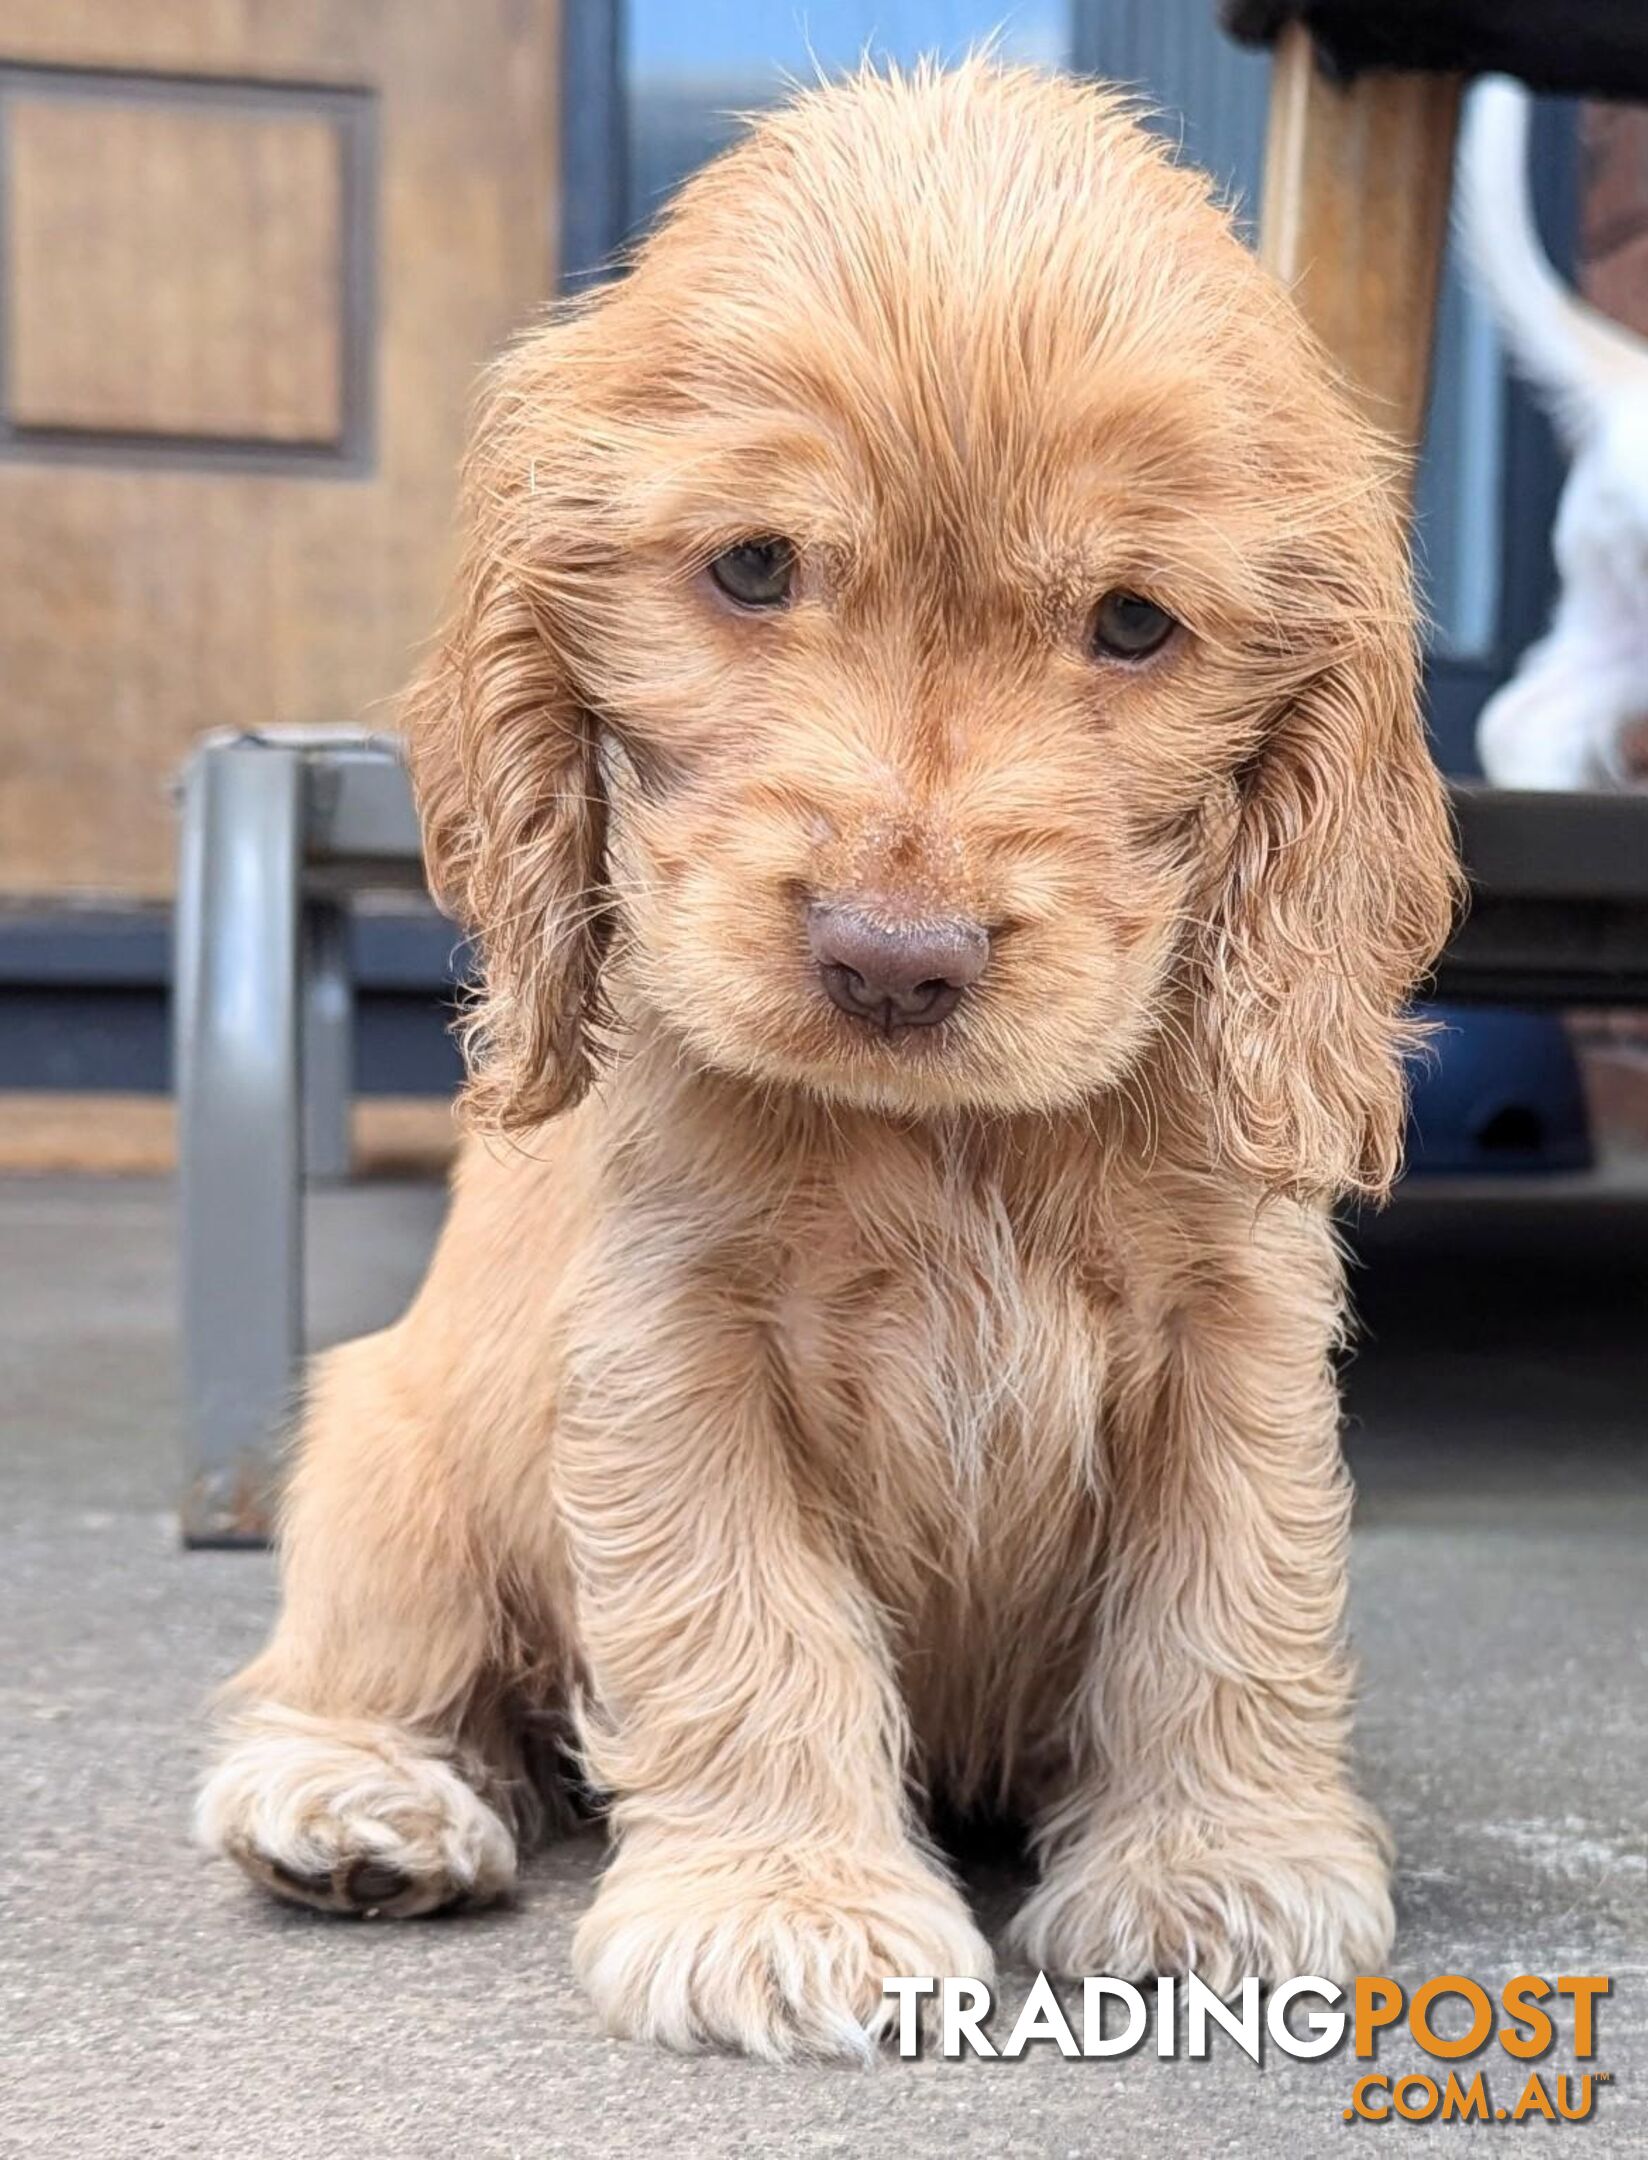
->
[575,1838,993,2060]
[1012,1795,1393,1993]
[196,1700,517,1919]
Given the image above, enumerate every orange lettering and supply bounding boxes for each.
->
[1410,1975,1492,2059]
[1499,1975,1554,2060]
[1354,1975,1404,2057]
[1349,2076,1391,2122]
[1394,2074,1439,2121]
[1512,2073,1558,2123]
[1557,1976,1610,2058]
[1440,2072,1490,2121]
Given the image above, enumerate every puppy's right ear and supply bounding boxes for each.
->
[404,340,610,1133]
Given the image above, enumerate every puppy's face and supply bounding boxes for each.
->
[587,339,1238,1120]
[415,66,1455,1185]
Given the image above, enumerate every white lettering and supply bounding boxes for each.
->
[1185,1974,1262,2062]
[942,1978,998,2058]
[881,1976,936,2058]
[1082,1978,1148,2057]
[1268,1976,1345,2059]
[1002,1973,1080,2058]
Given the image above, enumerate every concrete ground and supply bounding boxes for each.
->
[2,1171,1644,2159]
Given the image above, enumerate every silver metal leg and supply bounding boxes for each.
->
[175,728,426,1547]
[175,738,305,1546]
[302,900,354,1184]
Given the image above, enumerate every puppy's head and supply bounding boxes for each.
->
[409,62,1456,1197]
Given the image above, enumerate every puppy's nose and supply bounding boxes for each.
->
[807,902,989,1031]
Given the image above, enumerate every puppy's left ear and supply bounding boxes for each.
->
[1199,500,1460,1202]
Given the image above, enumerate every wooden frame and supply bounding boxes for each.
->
[1259,22,1464,460]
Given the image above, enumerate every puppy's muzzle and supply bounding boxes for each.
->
[807,902,989,1032]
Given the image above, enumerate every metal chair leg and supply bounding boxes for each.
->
[302,900,354,1184]
[175,737,305,1547]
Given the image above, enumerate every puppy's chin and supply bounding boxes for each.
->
[645,997,1134,1123]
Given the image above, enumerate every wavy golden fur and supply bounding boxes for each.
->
[198,62,1459,2058]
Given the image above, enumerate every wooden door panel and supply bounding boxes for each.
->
[7,86,347,444]
[0,1,560,898]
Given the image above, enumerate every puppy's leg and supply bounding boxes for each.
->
[197,1331,547,1919]
[561,1261,991,2060]
[1014,1225,1393,1990]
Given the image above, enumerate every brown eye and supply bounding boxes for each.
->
[708,537,795,609]
[1091,589,1176,661]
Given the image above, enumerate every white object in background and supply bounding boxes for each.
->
[1459,77,1648,790]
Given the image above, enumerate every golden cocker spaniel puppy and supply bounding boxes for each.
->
[198,61,1458,2058]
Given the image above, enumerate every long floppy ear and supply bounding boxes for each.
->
[1197,498,1460,1203]
[404,343,610,1133]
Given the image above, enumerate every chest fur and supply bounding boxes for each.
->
[773,1170,1117,1796]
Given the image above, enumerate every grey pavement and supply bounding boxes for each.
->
[2,1172,1644,2159]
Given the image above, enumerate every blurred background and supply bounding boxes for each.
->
[1,2,1645,1173]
